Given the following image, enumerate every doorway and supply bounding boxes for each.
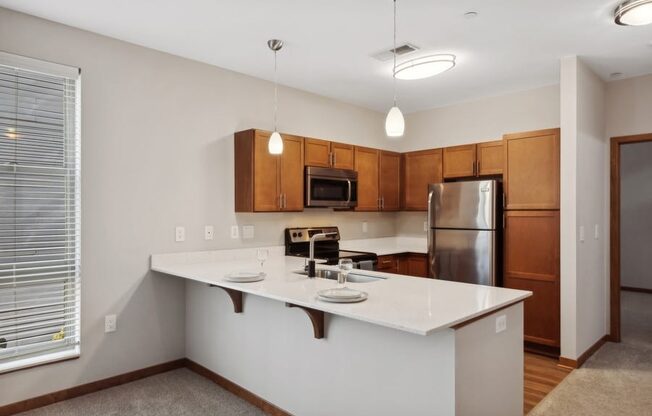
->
[610,133,652,342]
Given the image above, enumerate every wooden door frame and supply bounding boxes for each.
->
[610,133,652,342]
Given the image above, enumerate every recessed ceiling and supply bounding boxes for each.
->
[1,0,651,113]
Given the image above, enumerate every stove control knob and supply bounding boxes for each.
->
[298,232,303,237]
[292,232,297,238]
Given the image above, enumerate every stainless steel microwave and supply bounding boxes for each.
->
[305,166,358,208]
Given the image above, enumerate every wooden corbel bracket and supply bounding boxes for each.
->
[285,303,325,339]
[209,285,243,313]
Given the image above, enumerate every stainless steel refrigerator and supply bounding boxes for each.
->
[428,180,501,286]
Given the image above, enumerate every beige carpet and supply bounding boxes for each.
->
[17,368,265,416]
[529,291,652,416]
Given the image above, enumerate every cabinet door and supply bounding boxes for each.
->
[379,151,401,211]
[503,210,560,347]
[304,137,331,167]
[477,140,503,176]
[403,149,443,211]
[407,254,429,277]
[443,144,477,178]
[354,146,380,211]
[253,131,280,211]
[280,135,304,211]
[331,142,355,170]
[504,129,560,210]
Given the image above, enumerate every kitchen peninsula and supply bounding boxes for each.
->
[152,247,531,416]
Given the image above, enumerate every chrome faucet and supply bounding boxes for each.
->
[307,232,337,278]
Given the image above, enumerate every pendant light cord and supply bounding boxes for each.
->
[392,0,398,106]
[274,49,278,131]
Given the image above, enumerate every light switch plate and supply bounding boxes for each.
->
[105,314,117,333]
[230,225,239,239]
[579,225,585,243]
[423,221,428,232]
[495,315,507,333]
[362,221,368,233]
[175,226,185,242]
[204,225,214,240]
[594,224,599,240]
[242,225,254,239]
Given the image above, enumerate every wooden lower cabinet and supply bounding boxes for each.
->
[503,210,560,347]
[377,255,399,273]
[377,253,428,278]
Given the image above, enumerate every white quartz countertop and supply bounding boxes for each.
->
[151,248,530,336]
[339,236,427,255]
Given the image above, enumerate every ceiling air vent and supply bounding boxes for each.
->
[372,43,419,62]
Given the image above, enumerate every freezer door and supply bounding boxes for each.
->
[429,229,496,286]
[428,180,497,230]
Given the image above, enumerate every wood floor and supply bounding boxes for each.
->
[524,353,572,414]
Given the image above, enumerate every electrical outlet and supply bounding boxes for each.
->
[362,221,368,233]
[204,225,214,240]
[230,225,239,239]
[423,221,428,232]
[495,315,507,333]
[242,225,255,239]
[594,224,599,240]
[579,225,585,243]
[105,314,117,333]
[175,226,185,242]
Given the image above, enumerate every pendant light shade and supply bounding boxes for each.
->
[268,131,283,154]
[385,0,404,138]
[385,106,405,137]
[268,39,284,154]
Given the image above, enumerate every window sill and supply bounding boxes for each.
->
[0,347,80,375]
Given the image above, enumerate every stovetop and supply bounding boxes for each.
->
[284,227,377,265]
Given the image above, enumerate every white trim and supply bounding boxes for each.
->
[0,346,80,374]
[0,50,79,79]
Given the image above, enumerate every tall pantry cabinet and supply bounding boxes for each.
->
[502,128,561,350]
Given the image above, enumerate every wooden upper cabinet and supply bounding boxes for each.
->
[304,138,331,168]
[331,142,355,170]
[304,139,355,170]
[504,128,560,210]
[252,131,280,211]
[234,129,304,212]
[354,146,380,211]
[403,149,443,211]
[379,151,401,211]
[477,140,503,176]
[279,135,305,211]
[443,144,477,178]
[503,210,560,347]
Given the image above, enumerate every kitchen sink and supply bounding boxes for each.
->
[293,269,385,283]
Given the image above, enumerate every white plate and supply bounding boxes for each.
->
[224,271,265,283]
[317,287,364,300]
[317,291,368,303]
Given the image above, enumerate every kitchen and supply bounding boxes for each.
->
[0,1,651,416]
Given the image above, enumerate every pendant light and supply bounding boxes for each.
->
[268,39,284,154]
[385,0,405,138]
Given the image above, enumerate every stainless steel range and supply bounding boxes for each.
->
[284,227,377,269]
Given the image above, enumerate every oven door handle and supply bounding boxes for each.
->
[346,179,352,204]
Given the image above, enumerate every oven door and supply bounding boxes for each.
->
[305,168,358,208]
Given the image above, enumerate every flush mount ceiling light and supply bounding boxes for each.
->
[394,54,456,80]
[267,39,284,155]
[385,0,405,138]
[615,0,652,26]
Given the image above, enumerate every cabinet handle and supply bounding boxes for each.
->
[382,196,385,210]
[283,194,287,209]
[477,160,480,176]
[502,193,506,209]
[333,152,337,166]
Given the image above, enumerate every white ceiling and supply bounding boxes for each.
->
[2,0,651,113]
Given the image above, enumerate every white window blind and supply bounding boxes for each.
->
[0,52,81,373]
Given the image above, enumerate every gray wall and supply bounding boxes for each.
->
[620,142,652,290]
[0,7,395,405]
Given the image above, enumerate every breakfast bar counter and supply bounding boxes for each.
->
[152,247,531,416]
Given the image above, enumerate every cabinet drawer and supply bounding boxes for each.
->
[377,255,398,272]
